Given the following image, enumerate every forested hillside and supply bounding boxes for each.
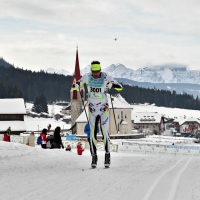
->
[0,60,72,102]
[1,58,200,110]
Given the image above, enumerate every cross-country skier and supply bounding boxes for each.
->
[73,60,122,168]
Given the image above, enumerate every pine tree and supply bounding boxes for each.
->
[40,94,48,113]
[32,94,48,114]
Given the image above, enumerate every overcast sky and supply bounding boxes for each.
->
[0,0,200,72]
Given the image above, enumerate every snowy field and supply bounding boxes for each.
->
[1,141,200,200]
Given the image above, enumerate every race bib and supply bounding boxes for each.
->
[88,87,105,98]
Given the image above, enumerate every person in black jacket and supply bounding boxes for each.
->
[51,126,64,149]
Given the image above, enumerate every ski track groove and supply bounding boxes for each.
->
[142,157,191,200]
[167,158,192,200]
[142,158,183,200]
[99,171,149,200]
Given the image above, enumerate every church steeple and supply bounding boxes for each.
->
[71,47,81,87]
[70,47,85,134]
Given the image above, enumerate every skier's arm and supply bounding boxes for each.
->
[72,74,88,90]
[106,74,123,92]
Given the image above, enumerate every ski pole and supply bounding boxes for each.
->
[109,93,118,134]
[78,86,89,123]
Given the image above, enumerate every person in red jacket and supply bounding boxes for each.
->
[40,129,48,149]
[3,131,9,142]
[77,142,84,155]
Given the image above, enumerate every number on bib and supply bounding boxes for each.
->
[90,87,101,93]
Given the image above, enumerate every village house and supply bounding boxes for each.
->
[131,112,165,134]
[0,98,26,134]
[54,113,64,120]
[173,117,200,133]
[40,112,49,118]
[61,105,71,115]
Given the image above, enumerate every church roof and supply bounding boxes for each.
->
[71,48,82,87]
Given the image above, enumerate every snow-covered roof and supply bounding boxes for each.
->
[130,103,200,119]
[173,117,185,124]
[62,105,71,110]
[132,112,162,124]
[40,112,49,116]
[107,94,133,109]
[28,111,40,116]
[0,121,26,132]
[0,98,26,114]
[76,109,89,123]
[180,117,200,125]
[63,115,71,119]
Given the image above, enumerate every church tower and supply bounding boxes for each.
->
[70,47,85,134]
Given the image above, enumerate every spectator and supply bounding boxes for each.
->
[77,142,84,155]
[40,129,48,149]
[51,126,64,149]
[3,131,9,142]
[47,124,51,132]
[66,144,71,151]
[46,132,54,149]
[26,132,36,147]
[7,126,11,142]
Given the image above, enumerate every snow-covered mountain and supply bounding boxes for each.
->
[80,65,91,75]
[103,63,200,84]
[45,63,200,84]
[45,68,71,76]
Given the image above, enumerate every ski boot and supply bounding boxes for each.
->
[91,155,98,168]
[104,153,110,168]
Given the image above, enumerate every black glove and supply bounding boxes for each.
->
[112,84,122,89]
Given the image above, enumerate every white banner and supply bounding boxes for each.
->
[118,144,200,156]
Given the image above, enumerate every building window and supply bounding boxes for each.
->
[121,111,123,119]
[125,114,127,119]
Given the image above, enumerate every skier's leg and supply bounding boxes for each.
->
[88,110,97,156]
[100,106,111,167]
[100,108,110,153]
[88,109,99,167]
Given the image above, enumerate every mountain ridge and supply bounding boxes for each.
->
[45,63,200,85]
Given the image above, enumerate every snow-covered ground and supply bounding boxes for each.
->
[24,116,71,132]
[2,101,199,199]
[24,103,71,132]
[1,141,200,200]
